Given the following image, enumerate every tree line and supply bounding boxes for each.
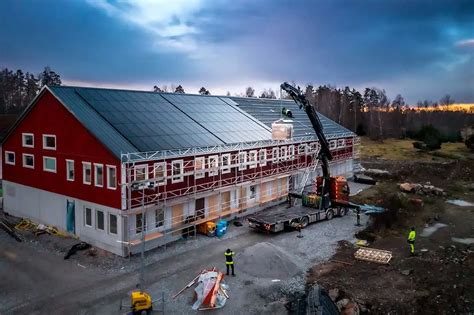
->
[0,66,61,114]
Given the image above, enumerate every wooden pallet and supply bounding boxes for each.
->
[354,247,392,264]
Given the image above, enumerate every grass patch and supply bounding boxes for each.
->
[360,137,474,161]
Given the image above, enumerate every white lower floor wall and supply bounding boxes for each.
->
[3,180,126,256]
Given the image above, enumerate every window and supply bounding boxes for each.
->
[136,213,146,233]
[107,165,117,189]
[289,145,295,160]
[171,160,183,183]
[221,154,231,174]
[94,164,104,187]
[66,160,74,181]
[153,162,166,185]
[238,152,247,171]
[208,155,219,176]
[22,154,34,169]
[329,140,337,150]
[272,147,279,163]
[43,156,56,173]
[42,134,56,150]
[22,133,34,148]
[280,147,288,161]
[250,185,257,199]
[248,150,258,169]
[109,213,117,235]
[134,164,148,182]
[259,149,267,167]
[337,139,346,148]
[155,209,164,228]
[84,207,92,227]
[298,144,307,155]
[309,142,318,153]
[96,210,104,231]
[5,151,15,165]
[83,162,91,184]
[194,157,205,179]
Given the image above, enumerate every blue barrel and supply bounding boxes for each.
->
[216,220,227,237]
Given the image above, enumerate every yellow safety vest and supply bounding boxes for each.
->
[225,251,235,265]
[408,230,416,242]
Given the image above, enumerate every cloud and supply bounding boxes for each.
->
[86,0,203,52]
[456,39,474,48]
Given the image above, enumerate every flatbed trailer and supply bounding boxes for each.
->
[247,204,349,233]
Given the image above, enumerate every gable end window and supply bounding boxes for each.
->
[22,133,34,148]
[66,160,74,181]
[94,164,104,187]
[83,162,92,185]
[107,165,117,189]
[22,154,34,169]
[43,156,57,173]
[5,151,15,165]
[43,135,56,150]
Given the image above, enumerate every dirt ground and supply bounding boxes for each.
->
[307,156,474,314]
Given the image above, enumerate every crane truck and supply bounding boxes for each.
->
[248,82,359,233]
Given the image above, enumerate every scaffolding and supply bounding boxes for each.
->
[120,134,360,255]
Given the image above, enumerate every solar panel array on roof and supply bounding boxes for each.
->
[228,97,353,138]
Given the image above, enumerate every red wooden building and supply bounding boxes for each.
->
[2,86,357,256]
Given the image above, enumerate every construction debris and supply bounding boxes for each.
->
[354,247,392,264]
[364,168,390,176]
[353,174,376,185]
[64,242,91,260]
[0,217,22,242]
[15,218,70,237]
[399,182,445,196]
[173,268,229,311]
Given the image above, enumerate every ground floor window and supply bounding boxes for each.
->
[84,207,92,227]
[136,213,146,234]
[96,210,104,231]
[250,185,257,200]
[109,213,117,235]
[155,209,164,228]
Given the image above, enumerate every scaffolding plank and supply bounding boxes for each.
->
[354,247,392,264]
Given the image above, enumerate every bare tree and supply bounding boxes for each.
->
[440,94,454,111]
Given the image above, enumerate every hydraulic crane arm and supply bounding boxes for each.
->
[280,82,333,178]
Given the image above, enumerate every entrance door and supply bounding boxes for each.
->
[195,198,205,219]
[66,200,75,234]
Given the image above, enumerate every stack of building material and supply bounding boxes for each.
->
[354,247,392,264]
[271,119,293,140]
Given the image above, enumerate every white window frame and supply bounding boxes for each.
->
[22,133,34,148]
[309,142,317,153]
[134,164,148,182]
[22,153,34,169]
[337,139,346,148]
[66,159,74,181]
[84,206,93,227]
[94,163,104,187]
[96,209,105,231]
[288,145,295,160]
[155,209,165,229]
[249,185,257,200]
[136,212,147,234]
[259,149,267,167]
[43,156,57,173]
[171,160,184,183]
[248,150,258,169]
[298,144,307,155]
[329,140,337,150]
[272,147,279,163]
[82,162,92,185]
[208,155,219,176]
[108,213,118,235]
[107,165,117,189]
[280,147,288,161]
[153,162,166,186]
[221,153,231,174]
[194,157,205,179]
[42,134,56,150]
[5,151,15,165]
[238,152,247,171]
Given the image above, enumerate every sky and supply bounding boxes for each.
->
[0,0,473,104]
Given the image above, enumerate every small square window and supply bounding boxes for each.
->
[329,140,337,150]
[83,162,91,185]
[43,156,56,173]
[22,154,34,169]
[208,155,219,176]
[259,149,267,167]
[5,151,15,165]
[43,135,56,150]
[96,210,104,231]
[134,165,148,182]
[84,207,92,227]
[194,157,205,179]
[22,133,34,148]
[94,164,104,187]
[66,160,74,181]
[337,139,345,148]
[107,165,117,189]
[109,213,117,235]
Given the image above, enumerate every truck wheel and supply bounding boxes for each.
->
[326,209,334,220]
[339,207,347,217]
[299,216,309,228]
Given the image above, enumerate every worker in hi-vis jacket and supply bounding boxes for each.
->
[224,248,235,276]
[407,227,416,255]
